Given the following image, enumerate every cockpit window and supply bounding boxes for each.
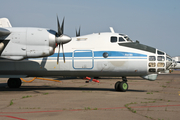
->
[111,36,117,43]
[124,36,131,41]
[119,34,132,42]
[157,50,164,55]
[119,37,125,42]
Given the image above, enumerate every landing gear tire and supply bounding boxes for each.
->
[7,78,22,88]
[115,81,121,91]
[119,81,128,92]
[114,81,128,92]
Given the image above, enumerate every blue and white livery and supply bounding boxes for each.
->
[0,18,173,91]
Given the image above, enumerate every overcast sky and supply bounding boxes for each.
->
[0,0,179,56]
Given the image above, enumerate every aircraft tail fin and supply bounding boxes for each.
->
[0,18,12,28]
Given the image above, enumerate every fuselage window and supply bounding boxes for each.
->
[157,50,164,55]
[111,37,117,42]
[149,56,156,61]
[149,68,156,72]
[119,37,125,42]
[158,56,165,61]
[103,52,108,58]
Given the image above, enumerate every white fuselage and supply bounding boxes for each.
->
[0,32,172,78]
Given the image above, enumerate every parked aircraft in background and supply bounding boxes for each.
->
[171,56,180,69]
[0,18,174,92]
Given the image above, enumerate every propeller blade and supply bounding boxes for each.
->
[76,29,78,37]
[57,44,60,64]
[76,26,81,37]
[62,44,65,63]
[61,17,65,34]
[78,26,80,36]
[57,16,62,36]
[55,16,71,64]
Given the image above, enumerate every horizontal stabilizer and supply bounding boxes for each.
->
[0,28,11,37]
[0,18,12,27]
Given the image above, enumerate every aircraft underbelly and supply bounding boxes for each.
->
[0,58,147,77]
[0,49,149,77]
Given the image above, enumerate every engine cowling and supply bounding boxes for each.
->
[0,27,69,60]
[25,28,56,58]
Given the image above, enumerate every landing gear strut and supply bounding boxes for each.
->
[114,77,128,92]
[7,78,22,88]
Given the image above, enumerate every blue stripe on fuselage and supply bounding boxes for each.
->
[50,52,72,57]
[49,51,147,58]
[94,51,146,57]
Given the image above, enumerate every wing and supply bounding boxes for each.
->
[0,18,12,28]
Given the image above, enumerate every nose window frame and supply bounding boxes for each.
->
[157,56,165,61]
[149,56,156,61]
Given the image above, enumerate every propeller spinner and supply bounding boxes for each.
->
[56,16,71,64]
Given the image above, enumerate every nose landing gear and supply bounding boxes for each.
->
[115,77,128,92]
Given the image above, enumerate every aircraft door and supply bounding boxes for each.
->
[73,50,94,69]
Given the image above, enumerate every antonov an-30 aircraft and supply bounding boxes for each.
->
[0,17,173,92]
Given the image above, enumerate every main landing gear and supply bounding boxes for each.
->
[114,77,128,92]
[7,78,22,88]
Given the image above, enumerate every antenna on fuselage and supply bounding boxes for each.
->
[110,27,115,33]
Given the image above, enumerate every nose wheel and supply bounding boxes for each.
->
[115,77,128,92]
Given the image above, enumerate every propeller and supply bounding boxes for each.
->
[56,16,71,64]
[76,26,81,37]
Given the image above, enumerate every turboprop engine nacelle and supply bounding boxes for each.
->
[0,28,71,60]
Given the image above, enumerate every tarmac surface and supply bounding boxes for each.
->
[0,71,180,120]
